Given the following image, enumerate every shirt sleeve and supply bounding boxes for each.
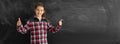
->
[17,21,31,34]
[47,22,62,33]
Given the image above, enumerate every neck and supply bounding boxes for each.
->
[36,15,42,21]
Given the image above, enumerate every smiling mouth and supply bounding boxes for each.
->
[37,12,43,15]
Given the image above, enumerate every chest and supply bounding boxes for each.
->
[30,21,48,31]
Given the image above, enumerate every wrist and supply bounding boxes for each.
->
[17,25,22,27]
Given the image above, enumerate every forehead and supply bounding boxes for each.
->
[36,6,44,9]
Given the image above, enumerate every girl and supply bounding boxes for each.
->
[17,2,63,44]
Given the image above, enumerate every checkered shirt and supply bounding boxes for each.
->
[17,17,62,44]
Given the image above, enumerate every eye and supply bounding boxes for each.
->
[35,9,39,11]
[41,10,44,11]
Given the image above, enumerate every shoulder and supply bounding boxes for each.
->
[41,17,48,22]
[27,17,49,22]
[28,17,35,22]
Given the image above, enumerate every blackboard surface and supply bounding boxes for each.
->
[0,0,120,44]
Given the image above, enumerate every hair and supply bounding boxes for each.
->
[34,2,46,18]
[34,2,50,22]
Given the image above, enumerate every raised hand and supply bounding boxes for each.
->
[58,19,63,26]
[17,17,22,26]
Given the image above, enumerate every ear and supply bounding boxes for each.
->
[43,10,45,14]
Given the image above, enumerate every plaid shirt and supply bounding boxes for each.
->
[17,17,62,44]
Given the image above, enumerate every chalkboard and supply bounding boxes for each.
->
[0,0,120,44]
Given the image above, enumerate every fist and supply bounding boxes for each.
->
[17,18,22,26]
[58,19,63,26]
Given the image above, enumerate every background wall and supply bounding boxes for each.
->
[0,0,120,44]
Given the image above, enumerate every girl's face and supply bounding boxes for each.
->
[35,6,45,17]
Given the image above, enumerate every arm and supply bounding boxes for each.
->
[47,22,62,33]
[17,21,31,34]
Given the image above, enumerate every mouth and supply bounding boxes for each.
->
[36,13,43,15]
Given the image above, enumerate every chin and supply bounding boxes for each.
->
[36,14,42,16]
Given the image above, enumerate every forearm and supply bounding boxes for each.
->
[49,24,62,33]
[17,25,27,34]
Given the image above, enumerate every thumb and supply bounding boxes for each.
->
[18,17,21,21]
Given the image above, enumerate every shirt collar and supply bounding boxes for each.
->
[33,16,46,21]
[34,16,45,19]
